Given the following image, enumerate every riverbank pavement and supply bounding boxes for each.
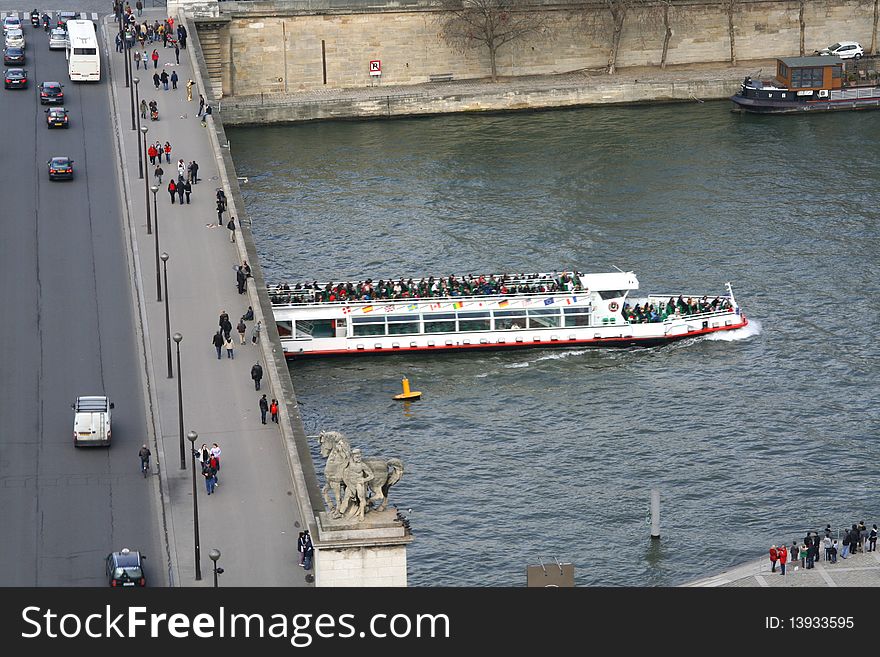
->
[684,543,880,587]
[105,9,311,587]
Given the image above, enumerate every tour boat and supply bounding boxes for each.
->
[269,270,748,358]
[731,56,880,114]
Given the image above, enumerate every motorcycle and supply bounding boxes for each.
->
[30,10,40,28]
[42,14,50,32]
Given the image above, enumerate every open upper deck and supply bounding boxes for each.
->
[268,270,639,307]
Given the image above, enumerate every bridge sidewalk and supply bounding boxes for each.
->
[105,10,310,587]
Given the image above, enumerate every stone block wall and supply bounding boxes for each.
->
[196,0,874,97]
[315,544,408,587]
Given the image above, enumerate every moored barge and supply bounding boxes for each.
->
[731,56,880,114]
[269,270,748,358]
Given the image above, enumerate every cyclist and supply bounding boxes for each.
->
[138,444,151,473]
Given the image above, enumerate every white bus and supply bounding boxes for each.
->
[65,20,100,82]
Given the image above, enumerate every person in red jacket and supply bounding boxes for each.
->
[769,545,778,573]
[778,544,787,576]
[147,143,158,166]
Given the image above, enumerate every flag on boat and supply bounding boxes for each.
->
[543,298,555,306]
[384,305,395,312]
[452,301,463,309]
[362,305,374,314]
[498,299,509,308]
[566,296,578,305]
[407,303,418,311]
[342,306,352,314]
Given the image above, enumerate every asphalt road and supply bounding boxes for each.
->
[0,14,164,586]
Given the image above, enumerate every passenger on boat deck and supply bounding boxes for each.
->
[622,296,730,323]
[268,272,584,304]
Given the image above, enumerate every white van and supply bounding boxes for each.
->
[72,396,114,447]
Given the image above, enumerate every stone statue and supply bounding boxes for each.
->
[317,431,405,521]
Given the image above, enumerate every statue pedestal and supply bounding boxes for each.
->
[313,510,413,587]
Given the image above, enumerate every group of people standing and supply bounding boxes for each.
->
[195,443,222,495]
[769,522,878,575]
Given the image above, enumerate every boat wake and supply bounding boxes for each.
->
[704,319,762,341]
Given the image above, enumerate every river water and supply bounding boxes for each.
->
[227,102,880,586]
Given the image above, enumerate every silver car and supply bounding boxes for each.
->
[48,28,68,51]
[5,29,24,49]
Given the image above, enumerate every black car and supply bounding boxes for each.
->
[38,80,62,104]
[105,549,146,587]
[45,106,68,128]
[4,68,28,89]
[3,47,24,65]
[47,156,73,180]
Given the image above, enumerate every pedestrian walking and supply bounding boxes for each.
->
[160,70,169,91]
[270,399,279,423]
[152,71,160,89]
[164,141,172,163]
[297,532,306,566]
[823,534,833,562]
[178,25,187,49]
[151,48,159,69]
[136,0,142,16]
[184,180,192,204]
[831,539,838,563]
[237,318,247,345]
[871,525,878,552]
[174,44,180,65]
[197,94,205,117]
[778,544,787,575]
[115,32,122,52]
[162,29,168,48]
[219,309,229,332]
[841,533,850,559]
[140,98,148,120]
[259,394,268,424]
[170,70,178,89]
[210,443,221,483]
[177,159,186,179]
[212,330,223,359]
[177,177,185,204]
[251,361,263,390]
[186,79,194,101]
[217,199,226,224]
[190,160,199,184]
[224,335,234,359]
[202,460,217,495]
[302,530,314,570]
[222,317,233,342]
[148,143,158,165]
[228,218,237,244]
[133,49,142,69]
[236,266,247,294]
[252,320,262,344]
[167,178,177,204]
[769,545,778,573]
[154,164,164,184]
[217,188,227,210]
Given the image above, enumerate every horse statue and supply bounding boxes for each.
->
[316,431,405,520]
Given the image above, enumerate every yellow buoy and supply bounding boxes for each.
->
[393,377,422,401]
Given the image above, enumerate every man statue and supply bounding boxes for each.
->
[337,449,375,521]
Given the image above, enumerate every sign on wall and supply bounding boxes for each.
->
[369,60,381,77]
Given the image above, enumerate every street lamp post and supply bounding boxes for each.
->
[121,20,129,89]
[126,41,135,126]
[174,333,185,470]
[186,428,202,581]
[134,77,143,174]
[209,549,224,588]
[154,192,161,303]
[161,253,172,379]
[142,126,151,234]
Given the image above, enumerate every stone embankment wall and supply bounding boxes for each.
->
[193,0,872,98]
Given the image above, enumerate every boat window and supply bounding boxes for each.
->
[564,310,591,327]
[457,311,490,319]
[295,318,335,338]
[422,313,455,320]
[791,67,823,88]
[528,309,560,328]
[387,315,415,323]
[352,316,381,324]
[832,67,841,80]
[778,62,788,79]
[459,318,490,332]
[276,321,292,337]
[598,290,625,300]
[495,315,526,330]
[494,310,522,317]
[424,319,455,333]
[352,322,386,337]
[388,321,420,335]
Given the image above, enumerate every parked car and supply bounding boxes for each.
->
[105,549,146,587]
[3,46,24,65]
[4,67,28,89]
[46,106,69,128]
[38,80,63,104]
[48,156,74,181]
[5,28,24,49]
[48,28,67,50]
[818,41,864,59]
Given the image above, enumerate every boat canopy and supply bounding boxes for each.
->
[579,271,638,292]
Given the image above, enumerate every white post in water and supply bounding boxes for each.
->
[650,489,661,540]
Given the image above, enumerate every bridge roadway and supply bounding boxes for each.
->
[0,10,164,585]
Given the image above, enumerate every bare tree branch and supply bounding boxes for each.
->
[437,0,549,82]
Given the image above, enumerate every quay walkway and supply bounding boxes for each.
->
[106,8,313,587]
